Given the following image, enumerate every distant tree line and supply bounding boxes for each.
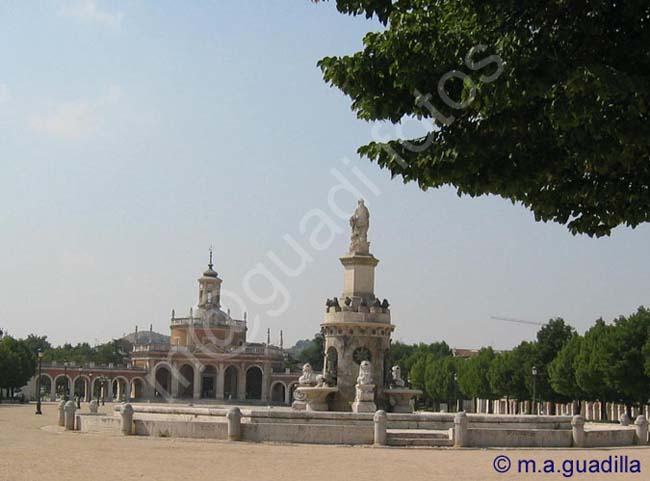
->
[391,307,650,419]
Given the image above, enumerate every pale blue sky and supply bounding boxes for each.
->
[1,1,649,350]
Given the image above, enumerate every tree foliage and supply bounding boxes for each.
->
[424,356,459,406]
[0,336,36,395]
[294,333,325,371]
[548,334,586,401]
[43,339,132,366]
[458,347,496,400]
[534,318,575,402]
[317,0,650,236]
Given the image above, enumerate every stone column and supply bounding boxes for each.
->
[454,411,468,448]
[261,363,271,402]
[50,380,56,401]
[216,365,225,401]
[171,368,179,399]
[634,415,648,445]
[193,365,202,401]
[284,384,292,405]
[125,381,132,403]
[572,415,585,448]
[373,410,387,446]
[237,364,246,400]
[107,379,114,401]
[143,377,155,401]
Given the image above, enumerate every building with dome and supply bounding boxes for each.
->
[130,251,298,404]
[27,252,299,406]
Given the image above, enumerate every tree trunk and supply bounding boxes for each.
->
[574,400,581,415]
[626,403,632,420]
[600,399,608,421]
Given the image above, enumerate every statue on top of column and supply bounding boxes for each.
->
[349,199,370,255]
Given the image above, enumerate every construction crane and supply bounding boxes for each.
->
[490,316,545,327]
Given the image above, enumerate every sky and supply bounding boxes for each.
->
[1,1,649,351]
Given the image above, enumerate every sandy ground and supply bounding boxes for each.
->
[1,403,650,481]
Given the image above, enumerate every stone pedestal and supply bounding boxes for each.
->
[385,388,422,413]
[293,386,338,412]
[351,384,376,413]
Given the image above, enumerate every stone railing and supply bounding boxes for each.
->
[132,344,171,353]
[171,317,247,329]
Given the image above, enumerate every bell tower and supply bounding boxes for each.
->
[198,248,222,309]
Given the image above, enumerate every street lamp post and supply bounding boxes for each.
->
[532,366,538,415]
[453,372,459,412]
[35,350,43,415]
[88,372,93,404]
[97,375,107,406]
[76,368,82,408]
[63,362,69,401]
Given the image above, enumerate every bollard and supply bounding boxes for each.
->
[453,411,468,447]
[226,407,242,441]
[120,403,134,436]
[64,400,76,431]
[373,410,387,446]
[89,400,98,414]
[58,400,66,427]
[572,415,585,447]
[634,415,648,445]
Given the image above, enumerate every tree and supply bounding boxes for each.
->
[408,354,428,394]
[42,339,132,366]
[295,333,325,371]
[0,336,36,398]
[395,341,452,380]
[21,334,51,355]
[599,308,650,415]
[534,318,575,404]
[488,342,536,413]
[548,334,586,405]
[458,347,497,406]
[317,0,650,236]
[575,319,617,420]
[424,356,460,410]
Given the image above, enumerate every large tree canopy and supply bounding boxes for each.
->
[317,0,650,236]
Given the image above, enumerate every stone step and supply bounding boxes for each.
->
[386,429,453,447]
[387,429,450,439]
[387,436,454,447]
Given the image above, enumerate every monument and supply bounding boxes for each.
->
[321,199,395,411]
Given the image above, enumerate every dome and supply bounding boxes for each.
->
[203,266,218,278]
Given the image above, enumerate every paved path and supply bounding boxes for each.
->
[1,403,649,481]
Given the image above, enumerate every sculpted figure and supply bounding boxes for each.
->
[315,374,327,388]
[349,199,370,254]
[357,360,373,385]
[391,365,405,388]
[299,363,318,385]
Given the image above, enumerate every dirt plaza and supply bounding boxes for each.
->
[0,403,648,481]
